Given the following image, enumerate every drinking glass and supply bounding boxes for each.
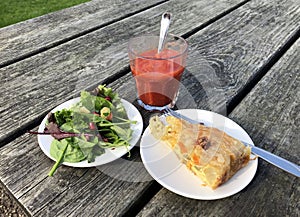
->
[128,34,188,111]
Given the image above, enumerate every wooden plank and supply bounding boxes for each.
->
[226,39,299,217]
[136,38,300,216]
[22,148,154,216]
[0,0,246,215]
[178,0,300,113]
[109,0,300,115]
[0,128,58,198]
[0,0,244,146]
[0,0,167,67]
[0,130,153,216]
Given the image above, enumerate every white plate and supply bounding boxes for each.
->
[140,109,258,200]
[38,97,143,167]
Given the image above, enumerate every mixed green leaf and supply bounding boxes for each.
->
[34,85,136,176]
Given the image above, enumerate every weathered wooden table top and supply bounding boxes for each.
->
[0,0,299,216]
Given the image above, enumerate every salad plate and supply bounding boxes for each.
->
[140,109,258,200]
[38,97,143,167]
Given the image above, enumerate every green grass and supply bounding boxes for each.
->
[0,0,90,28]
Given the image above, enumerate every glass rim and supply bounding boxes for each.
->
[128,33,188,60]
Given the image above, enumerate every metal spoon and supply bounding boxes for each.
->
[158,12,172,53]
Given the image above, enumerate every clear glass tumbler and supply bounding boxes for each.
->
[128,34,188,111]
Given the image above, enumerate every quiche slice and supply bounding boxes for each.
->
[149,115,251,189]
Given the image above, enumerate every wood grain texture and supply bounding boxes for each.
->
[179,0,300,113]
[0,130,153,216]
[0,0,167,67]
[24,150,154,217]
[0,0,247,216]
[226,39,299,217]
[136,38,300,217]
[0,0,244,145]
[1,0,298,215]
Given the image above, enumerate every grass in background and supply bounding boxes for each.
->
[0,0,90,28]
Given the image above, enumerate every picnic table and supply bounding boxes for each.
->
[0,0,299,216]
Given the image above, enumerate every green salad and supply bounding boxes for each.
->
[43,85,136,176]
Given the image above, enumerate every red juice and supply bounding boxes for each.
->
[130,49,185,106]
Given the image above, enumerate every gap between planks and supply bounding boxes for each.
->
[0,0,170,68]
[1,1,287,215]
[116,6,300,216]
[181,0,251,39]
[121,181,162,217]
[0,0,252,69]
[227,27,300,114]
[0,0,251,148]
[0,179,32,217]
[0,66,131,148]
